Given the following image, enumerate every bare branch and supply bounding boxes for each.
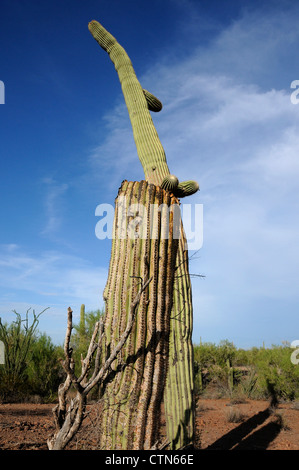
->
[84,275,152,395]
[48,275,152,450]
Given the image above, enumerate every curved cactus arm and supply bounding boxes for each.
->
[173,180,200,198]
[143,89,163,112]
[89,20,199,197]
[161,176,200,198]
[88,20,169,186]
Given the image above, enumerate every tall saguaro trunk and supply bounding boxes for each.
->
[88,20,199,449]
[100,180,179,449]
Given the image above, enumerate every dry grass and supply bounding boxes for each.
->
[225,407,247,423]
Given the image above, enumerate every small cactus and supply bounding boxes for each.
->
[79,304,86,349]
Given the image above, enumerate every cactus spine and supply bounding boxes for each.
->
[89,20,198,449]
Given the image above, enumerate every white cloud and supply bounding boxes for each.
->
[40,177,69,236]
[140,7,299,345]
[188,5,299,90]
[88,104,142,191]
[0,244,108,343]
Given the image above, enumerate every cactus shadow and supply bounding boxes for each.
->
[102,330,167,389]
[205,406,283,450]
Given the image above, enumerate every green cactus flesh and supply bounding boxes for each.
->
[165,230,195,448]
[161,176,200,199]
[143,89,163,112]
[79,304,86,348]
[173,180,200,198]
[161,174,179,192]
[88,20,169,186]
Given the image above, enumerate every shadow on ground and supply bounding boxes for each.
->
[206,406,283,450]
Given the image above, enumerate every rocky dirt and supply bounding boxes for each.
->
[0,398,298,450]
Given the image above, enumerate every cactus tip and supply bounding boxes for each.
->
[173,180,200,198]
[161,174,179,191]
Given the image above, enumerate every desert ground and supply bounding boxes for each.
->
[0,398,298,451]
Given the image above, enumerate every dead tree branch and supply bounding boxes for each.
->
[47,276,152,450]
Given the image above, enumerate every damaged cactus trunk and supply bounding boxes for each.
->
[100,180,179,449]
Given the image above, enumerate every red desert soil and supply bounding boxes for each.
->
[0,398,298,450]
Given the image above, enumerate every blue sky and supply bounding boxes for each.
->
[1,0,299,348]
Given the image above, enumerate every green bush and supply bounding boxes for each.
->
[2,308,298,404]
[0,309,63,402]
[0,307,105,402]
[193,341,299,401]
[252,345,299,401]
[70,307,104,376]
[26,333,64,401]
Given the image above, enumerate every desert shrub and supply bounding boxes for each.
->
[26,333,64,401]
[214,340,236,368]
[70,308,105,379]
[0,309,63,402]
[0,309,45,400]
[253,345,299,401]
[225,407,246,423]
[193,341,299,401]
[194,340,238,396]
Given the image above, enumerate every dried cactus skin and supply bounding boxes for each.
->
[88,20,169,185]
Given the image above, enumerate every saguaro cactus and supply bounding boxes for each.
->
[99,180,180,449]
[89,20,199,449]
[79,304,86,348]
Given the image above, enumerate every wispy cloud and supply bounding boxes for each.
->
[41,177,69,236]
[0,244,108,343]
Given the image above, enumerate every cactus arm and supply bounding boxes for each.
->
[161,174,179,192]
[173,180,200,198]
[88,20,199,198]
[142,89,163,112]
[161,176,200,198]
[88,20,170,186]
